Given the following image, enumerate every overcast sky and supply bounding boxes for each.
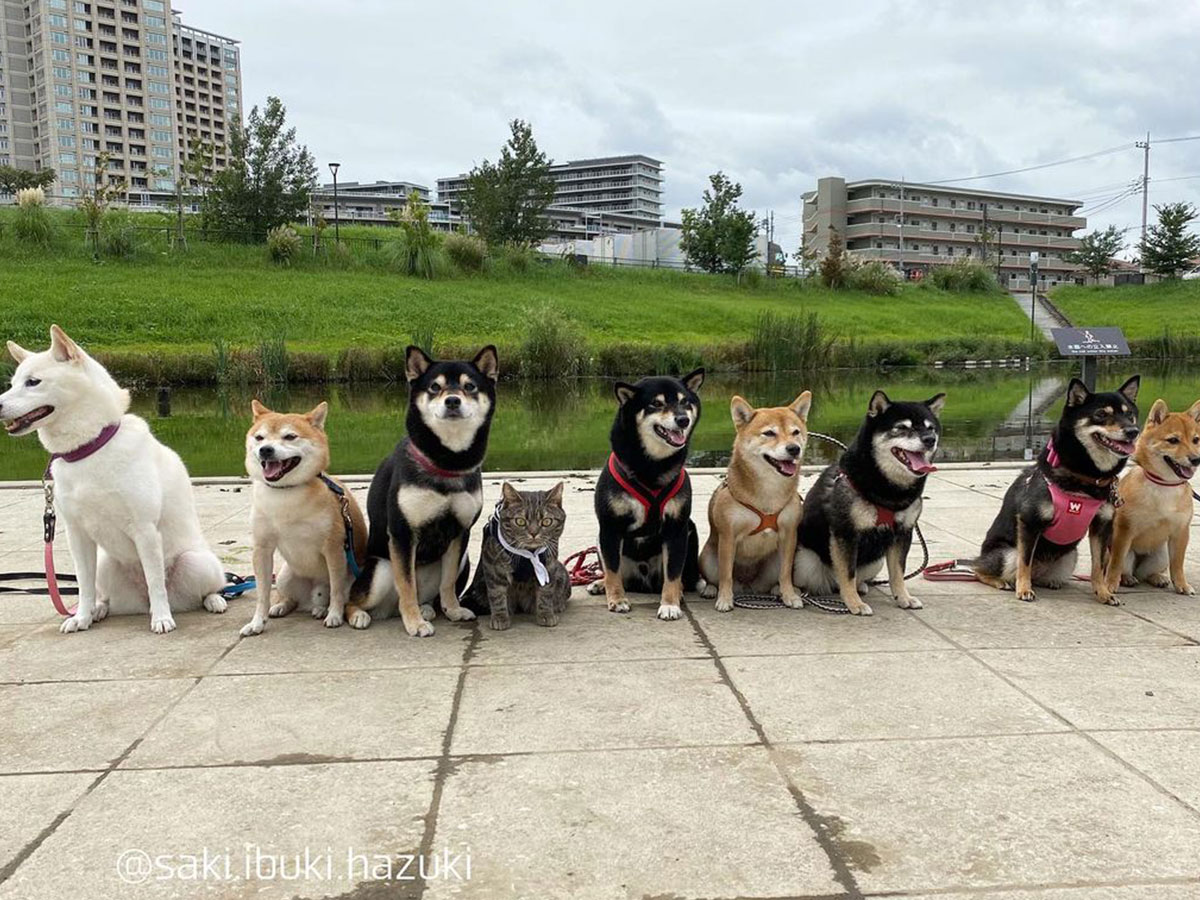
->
[198,0,1199,256]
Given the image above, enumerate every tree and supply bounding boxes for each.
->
[1139,202,1200,277]
[1065,224,1126,281]
[202,97,317,238]
[0,165,56,199]
[680,171,758,275]
[389,190,440,279]
[460,119,556,247]
[818,227,851,289]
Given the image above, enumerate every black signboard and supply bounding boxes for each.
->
[1050,327,1131,357]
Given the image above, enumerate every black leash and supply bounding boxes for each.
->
[0,572,79,596]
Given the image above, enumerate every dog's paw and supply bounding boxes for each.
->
[714,594,734,613]
[586,580,606,596]
[1120,573,1140,587]
[1042,579,1065,590]
[268,602,291,618]
[59,613,93,634]
[856,582,869,596]
[781,591,805,609]
[323,610,344,628]
[1016,589,1037,603]
[489,615,511,631]
[150,613,177,634]
[406,618,435,638]
[311,605,329,620]
[419,603,437,620]
[848,600,874,616]
[1094,587,1122,606]
[657,603,683,620]
[239,618,265,637]
[347,609,372,630]
[443,606,476,622]
[93,600,110,622]
[699,582,718,599]
[1146,573,1171,589]
[607,598,630,614]
[1174,581,1195,597]
[896,594,923,610]
[203,593,227,614]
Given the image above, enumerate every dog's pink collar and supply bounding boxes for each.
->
[405,439,477,480]
[44,422,121,479]
[1144,469,1189,488]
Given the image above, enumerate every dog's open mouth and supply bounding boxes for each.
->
[765,456,797,477]
[261,456,301,482]
[654,424,688,448]
[1166,456,1196,480]
[893,447,937,474]
[1094,433,1135,456]
[3,406,53,435]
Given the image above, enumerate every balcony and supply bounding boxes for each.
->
[844,222,1080,250]
[844,197,1086,230]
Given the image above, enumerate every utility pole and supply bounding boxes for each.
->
[1136,132,1150,247]
[897,178,905,278]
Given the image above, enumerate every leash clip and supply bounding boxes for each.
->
[42,480,56,542]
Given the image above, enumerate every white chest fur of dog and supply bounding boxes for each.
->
[1,326,226,634]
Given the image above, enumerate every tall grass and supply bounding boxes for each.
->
[258,336,289,384]
[517,304,587,378]
[749,311,838,371]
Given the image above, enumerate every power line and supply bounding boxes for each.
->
[927,143,1134,185]
[1156,135,1200,144]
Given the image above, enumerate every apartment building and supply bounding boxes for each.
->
[437,154,665,240]
[802,177,1086,289]
[310,180,432,228]
[0,0,239,203]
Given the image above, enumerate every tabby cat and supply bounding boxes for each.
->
[464,482,571,629]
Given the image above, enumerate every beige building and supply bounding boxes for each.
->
[802,177,1086,289]
[0,0,239,203]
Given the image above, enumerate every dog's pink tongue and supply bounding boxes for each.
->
[777,460,797,477]
[907,451,937,474]
[262,460,285,480]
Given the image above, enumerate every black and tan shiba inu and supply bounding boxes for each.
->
[589,369,704,621]
[972,376,1139,605]
[793,390,945,616]
[1103,397,1200,600]
[349,345,498,636]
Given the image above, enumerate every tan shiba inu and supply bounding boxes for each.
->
[239,400,368,637]
[1104,398,1200,600]
[699,392,811,612]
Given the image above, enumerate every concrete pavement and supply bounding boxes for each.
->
[1,465,1199,899]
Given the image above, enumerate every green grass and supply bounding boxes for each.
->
[1052,280,1200,338]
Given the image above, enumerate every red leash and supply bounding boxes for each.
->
[564,547,603,586]
[42,480,76,617]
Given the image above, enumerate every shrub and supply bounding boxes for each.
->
[847,260,901,295]
[518,303,586,378]
[389,190,440,279]
[100,209,139,258]
[443,232,487,273]
[266,225,301,266]
[819,228,855,289]
[748,311,838,371]
[739,266,764,289]
[13,187,53,247]
[494,243,535,275]
[928,258,997,293]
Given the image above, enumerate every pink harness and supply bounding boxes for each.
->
[1042,439,1107,546]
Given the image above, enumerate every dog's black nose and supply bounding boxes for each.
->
[259,445,275,460]
[785,443,801,458]
[674,415,690,429]
[1123,427,1139,441]
[444,395,461,410]
[921,434,938,449]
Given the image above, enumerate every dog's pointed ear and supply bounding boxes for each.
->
[405,345,433,383]
[925,392,947,417]
[730,395,755,428]
[1118,374,1140,405]
[6,341,30,364]
[790,390,813,422]
[1147,398,1168,426]
[867,390,890,417]
[1065,378,1090,407]
[250,399,271,419]
[472,345,499,382]
[546,481,564,506]
[682,367,705,394]
[307,401,329,431]
[1187,398,1200,424]
[614,382,636,406]
[500,482,522,506]
[49,324,82,364]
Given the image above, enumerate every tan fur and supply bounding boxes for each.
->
[699,392,811,611]
[239,401,368,636]
[1104,398,1200,599]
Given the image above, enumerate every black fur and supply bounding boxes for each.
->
[798,391,944,581]
[973,376,1140,586]
[593,370,704,595]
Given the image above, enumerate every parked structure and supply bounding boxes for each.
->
[437,154,665,241]
[802,177,1086,289]
[0,0,240,205]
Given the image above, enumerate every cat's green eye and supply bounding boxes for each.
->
[541,517,553,526]
[515,517,526,526]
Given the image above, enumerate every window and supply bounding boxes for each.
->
[151,129,170,142]
[950,199,957,208]
[53,48,71,62]
[147,48,167,61]
[52,31,69,44]
[76,52,91,64]
[152,146,171,158]
[147,64,167,77]
[930,221,938,230]
[74,1,90,11]
[931,198,938,207]
[949,223,956,232]
[59,151,77,164]
[932,246,939,255]
[144,0,165,9]
[148,80,168,94]
[149,113,170,126]
[74,18,90,31]
[947,246,955,256]
[49,13,68,26]
[146,32,166,44]
[53,65,72,79]
[58,117,75,130]
[54,83,73,97]
[55,100,74,113]
[80,104,97,116]
[145,15,165,27]
[150,97,169,109]
[61,168,78,182]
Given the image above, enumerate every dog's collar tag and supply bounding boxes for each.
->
[490,505,551,586]
[44,422,121,479]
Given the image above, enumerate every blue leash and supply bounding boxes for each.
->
[219,474,362,599]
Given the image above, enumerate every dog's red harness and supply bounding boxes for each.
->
[1042,439,1110,546]
[835,470,896,528]
[406,439,477,480]
[607,453,686,519]
[42,422,121,617]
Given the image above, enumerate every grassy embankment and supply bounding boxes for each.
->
[0,209,1042,384]
[1051,279,1200,357]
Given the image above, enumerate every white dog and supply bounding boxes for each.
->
[1,325,228,634]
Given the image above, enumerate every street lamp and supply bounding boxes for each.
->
[328,162,341,244]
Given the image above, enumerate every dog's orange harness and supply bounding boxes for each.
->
[722,485,781,535]
[607,453,686,519]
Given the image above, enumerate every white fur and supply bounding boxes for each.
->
[413,378,491,453]
[1,331,225,634]
[792,546,882,596]
[395,484,482,528]
[635,407,694,461]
